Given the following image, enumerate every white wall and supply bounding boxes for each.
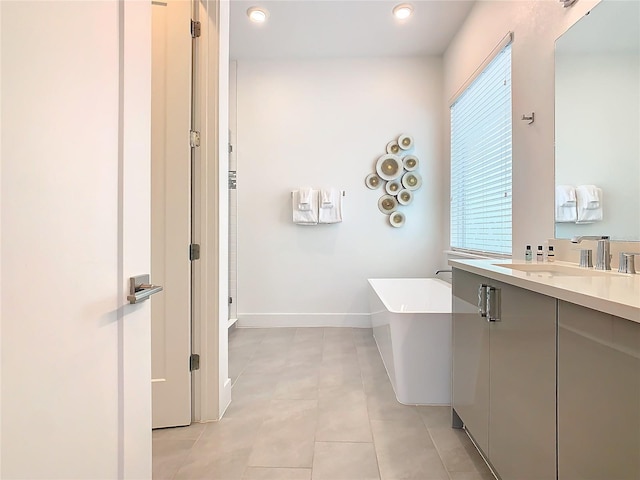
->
[442,0,600,260]
[235,57,444,326]
[555,52,639,240]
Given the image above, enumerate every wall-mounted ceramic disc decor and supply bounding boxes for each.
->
[375,154,403,181]
[365,173,382,189]
[378,195,398,214]
[389,211,406,228]
[386,140,401,155]
[385,179,402,196]
[403,155,419,171]
[398,134,413,150]
[401,171,422,190]
[397,189,413,205]
[365,134,422,227]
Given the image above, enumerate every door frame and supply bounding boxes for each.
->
[191,0,231,422]
[150,0,193,429]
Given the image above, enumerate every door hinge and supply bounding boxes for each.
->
[229,296,233,304]
[229,171,237,190]
[189,243,200,261]
[228,143,233,154]
[189,353,200,371]
[189,130,200,148]
[191,20,201,38]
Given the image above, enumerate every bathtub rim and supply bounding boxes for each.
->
[367,277,452,314]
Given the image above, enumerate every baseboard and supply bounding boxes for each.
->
[219,377,232,420]
[237,313,372,328]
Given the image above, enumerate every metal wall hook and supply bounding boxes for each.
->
[522,112,535,124]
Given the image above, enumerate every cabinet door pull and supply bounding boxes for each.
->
[478,284,488,317]
[487,286,501,322]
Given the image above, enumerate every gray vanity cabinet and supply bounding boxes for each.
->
[452,268,557,479]
[558,301,640,480]
[452,269,491,454]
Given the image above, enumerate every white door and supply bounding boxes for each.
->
[1,1,153,478]
[151,0,193,428]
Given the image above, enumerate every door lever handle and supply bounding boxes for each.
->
[127,274,163,304]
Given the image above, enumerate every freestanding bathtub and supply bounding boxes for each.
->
[368,278,452,405]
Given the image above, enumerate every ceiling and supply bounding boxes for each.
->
[229,0,476,60]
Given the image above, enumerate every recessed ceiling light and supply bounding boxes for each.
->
[393,3,413,20]
[247,6,268,23]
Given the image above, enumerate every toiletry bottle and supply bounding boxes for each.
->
[537,245,544,262]
[547,245,555,262]
[525,245,533,262]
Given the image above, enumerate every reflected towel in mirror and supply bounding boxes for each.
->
[576,185,603,223]
[555,185,577,222]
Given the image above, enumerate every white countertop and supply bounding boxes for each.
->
[448,259,640,324]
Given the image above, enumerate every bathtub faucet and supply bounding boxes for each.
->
[435,269,452,275]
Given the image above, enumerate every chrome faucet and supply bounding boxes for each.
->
[618,252,640,274]
[571,236,611,270]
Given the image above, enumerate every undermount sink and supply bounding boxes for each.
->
[493,263,626,277]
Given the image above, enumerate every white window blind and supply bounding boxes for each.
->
[450,42,512,256]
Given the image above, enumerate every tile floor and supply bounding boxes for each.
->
[153,327,495,480]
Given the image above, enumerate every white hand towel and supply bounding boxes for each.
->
[298,187,313,211]
[320,189,333,208]
[292,189,318,225]
[318,188,343,224]
[576,185,603,223]
[556,185,576,206]
[555,185,577,223]
[578,184,600,208]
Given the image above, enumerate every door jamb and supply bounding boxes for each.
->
[191,0,231,423]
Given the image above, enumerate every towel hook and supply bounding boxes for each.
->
[521,112,534,125]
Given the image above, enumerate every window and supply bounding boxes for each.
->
[450,41,512,256]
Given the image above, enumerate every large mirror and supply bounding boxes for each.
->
[555,0,640,241]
